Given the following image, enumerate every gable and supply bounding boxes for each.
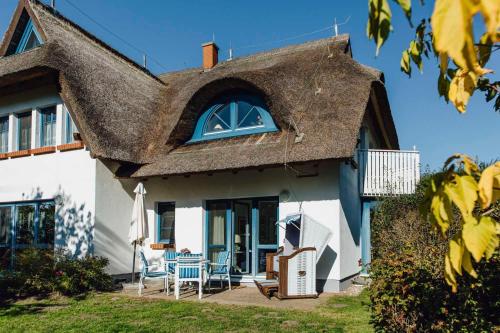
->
[0,1,45,57]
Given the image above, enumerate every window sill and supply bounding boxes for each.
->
[7,150,31,158]
[57,141,84,152]
[150,243,175,250]
[30,146,56,155]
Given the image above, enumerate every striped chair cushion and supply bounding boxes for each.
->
[178,253,202,279]
[164,251,181,273]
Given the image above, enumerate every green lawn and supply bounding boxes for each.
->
[0,290,372,333]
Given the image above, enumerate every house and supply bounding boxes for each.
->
[0,0,419,292]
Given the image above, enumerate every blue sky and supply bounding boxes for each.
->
[1,0,498,170]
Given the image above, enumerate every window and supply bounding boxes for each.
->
[0,117,8,153]
[15,19,42,54]
[40,106,56,147]
[17,112,31,151]
[189,93,278,142]
[157,202,175,244]
[0,201,55,269]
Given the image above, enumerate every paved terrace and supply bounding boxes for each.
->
[120,281,364,311]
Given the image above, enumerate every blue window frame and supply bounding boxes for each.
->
[40,106,57,147]
[0,200,55,269]
[15,19,42,54]
[189,93,278,142]
[156,202,175,244]
[17,112,31,151]
[0,117,8,153]
[66,112,73,144]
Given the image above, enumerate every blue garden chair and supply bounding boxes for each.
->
[164,251,181,296]
[207,251,231,291]
[174,253,204,300]
[138,250,168,296]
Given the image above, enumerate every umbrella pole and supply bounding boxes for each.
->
[132,241,136,284]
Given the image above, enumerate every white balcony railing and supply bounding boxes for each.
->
[358,149,420,197]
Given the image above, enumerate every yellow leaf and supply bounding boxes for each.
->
[449,235,464,275]
[479,0,500,42]
[462,248,478,278]
[367,0,393,55]
[463,216,497,262]
[430,190,451,234]
[444,254,457,292]
[401,50,411,75]
[431,0,480,72]
[485,227,499,260]
[478,161,500,208]
[448,70,477,113]
[444,174,478,217]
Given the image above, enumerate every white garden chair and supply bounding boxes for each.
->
[174,253,205,300]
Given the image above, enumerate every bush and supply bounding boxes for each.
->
[0,249,113,300]
[54,254,113,296]
[369,175,500,332]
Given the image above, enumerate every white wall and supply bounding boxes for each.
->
[94,160,344,284]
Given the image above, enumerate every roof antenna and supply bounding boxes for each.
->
[228,41,233,61]
[333,16,351,37]
[143,54,147,69]
[51,0,56,9]
[212,32,215,42]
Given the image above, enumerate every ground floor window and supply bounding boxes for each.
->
[205,197,278,277]
[156,202,175,244]
[0,200,55,269]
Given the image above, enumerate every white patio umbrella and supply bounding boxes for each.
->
[129,182,148,283]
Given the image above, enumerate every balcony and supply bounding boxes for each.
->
[358,149,420,197]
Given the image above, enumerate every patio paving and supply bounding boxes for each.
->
[120,280,364,311]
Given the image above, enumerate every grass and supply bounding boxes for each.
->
[0,290,372,333]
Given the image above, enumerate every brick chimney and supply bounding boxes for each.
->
[202,42,219,70]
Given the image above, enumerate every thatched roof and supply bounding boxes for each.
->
[0,0,399,178]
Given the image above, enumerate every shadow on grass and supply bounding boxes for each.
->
[0,302,70,317]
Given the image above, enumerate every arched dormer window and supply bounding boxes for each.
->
[189,93,278,142]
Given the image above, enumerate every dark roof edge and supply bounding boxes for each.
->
[29,0,164,84]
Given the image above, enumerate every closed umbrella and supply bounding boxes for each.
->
[129,182,148,283]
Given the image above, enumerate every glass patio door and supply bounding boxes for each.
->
[206,197,278,277]
[206,201,230,263]
[232,201,251,275]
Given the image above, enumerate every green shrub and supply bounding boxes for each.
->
[0,249,113,299]
[54,254,113,296]
[369,175,500,332]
